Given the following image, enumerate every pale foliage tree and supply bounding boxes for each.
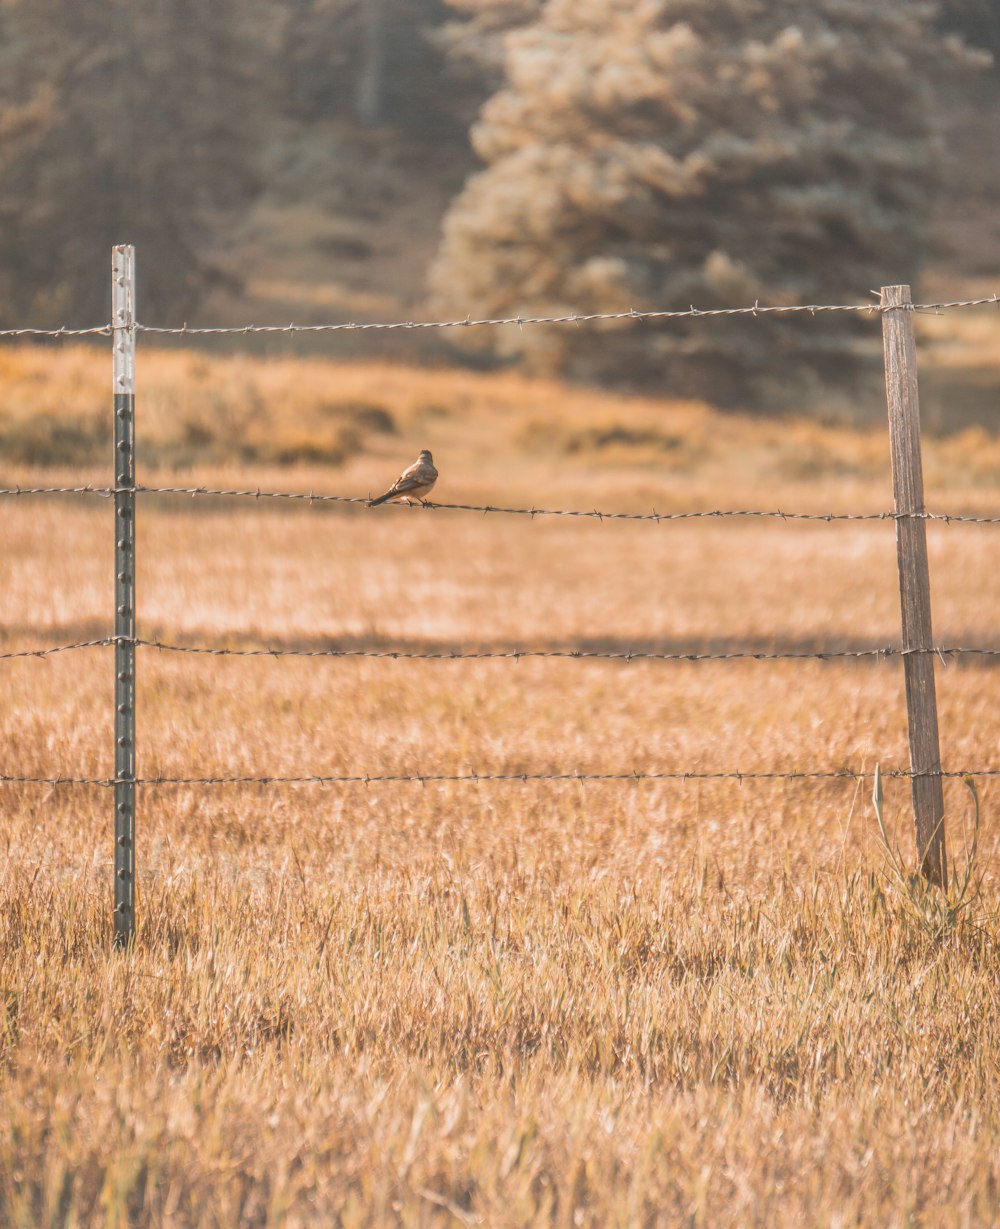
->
[432,0,983,406]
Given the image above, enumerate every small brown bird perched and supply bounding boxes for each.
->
[368,449,438,506]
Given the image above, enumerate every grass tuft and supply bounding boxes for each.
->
[872,765,987,943]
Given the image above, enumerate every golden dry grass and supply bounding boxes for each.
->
[2,341,1000,1226]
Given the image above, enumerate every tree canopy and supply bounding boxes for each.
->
[432,0,986,405]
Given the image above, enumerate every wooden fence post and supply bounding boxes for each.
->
[881,284,947,886]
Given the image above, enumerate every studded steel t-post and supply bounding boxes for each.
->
[112,245,136,946]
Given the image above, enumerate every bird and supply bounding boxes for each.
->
[368,449,438,507]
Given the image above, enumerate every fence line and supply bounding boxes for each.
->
[4,249,1000,937]
[4,484,1000,526]
[0,292,997,343]
[6,636,1000,664]
[1,768,998,788]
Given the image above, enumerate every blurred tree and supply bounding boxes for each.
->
[0,0,263,326]
[278,0,461,132]
[431,0,986,407]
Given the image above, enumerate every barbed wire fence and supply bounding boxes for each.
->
[2,245,998,942]
[5,292,997,339]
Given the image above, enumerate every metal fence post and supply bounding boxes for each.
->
[113,245,137,945]
[881,283,947,887]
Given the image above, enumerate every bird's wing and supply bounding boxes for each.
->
[393,462,434,491]
[390,474,422,494]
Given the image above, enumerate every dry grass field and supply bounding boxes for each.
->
[2,336,999,1226]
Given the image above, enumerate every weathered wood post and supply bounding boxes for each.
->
[113,245,137,944]
[881,284,947,886]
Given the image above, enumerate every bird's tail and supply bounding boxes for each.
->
[368,490,395,507]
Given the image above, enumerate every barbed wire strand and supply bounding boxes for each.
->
[4,483,1000,526]
[0,485,114,498]
[117,638,1000,663]
[0,637,116,661]
[132,489,1000,526]
[0,325,112,338]
[131,294,1000,335]
[6,636,1000,664]
[1,293,997,343]
[1,767,997,787]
